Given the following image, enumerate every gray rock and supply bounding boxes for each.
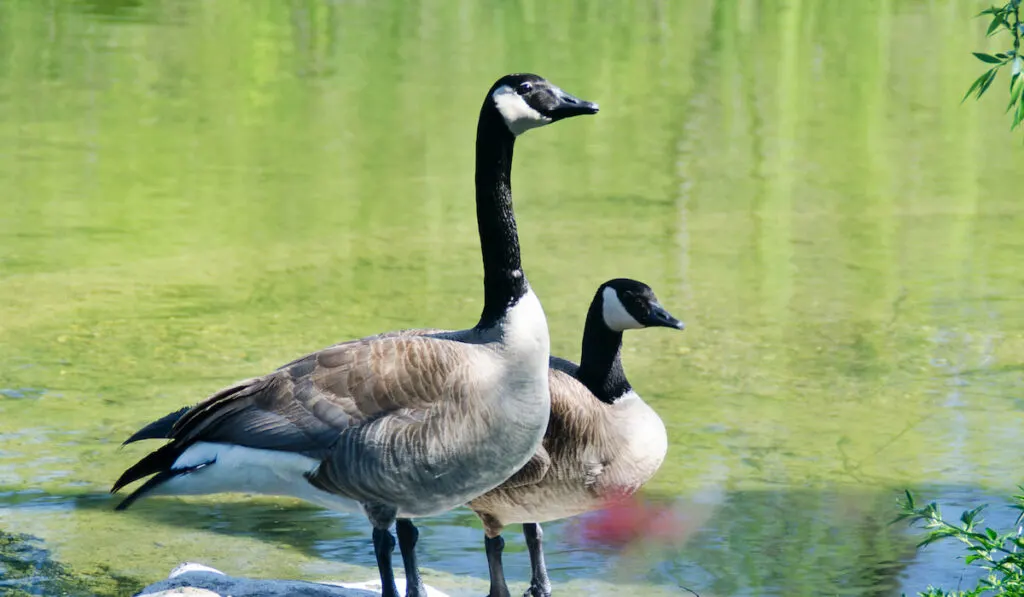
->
[135,562,450,597]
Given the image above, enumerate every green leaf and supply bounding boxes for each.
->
[978,67,1000,98]
[1014,499,1024,525]
[964,69,994,102]
[1013,95,1024,130]
[1007,73,1022,112]
[918,534,948,548]
[977,6,1000,16]
[974,52,1004,64]
[987,15,1004,35]
[966,554,983,564]
[986,527,999,540]
[961,506,985,527]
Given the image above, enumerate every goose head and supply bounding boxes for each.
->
[489,73,599,137]
[598,279,685,333]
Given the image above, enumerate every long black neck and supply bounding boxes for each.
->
[576,296,632,403]
[474,101,528,329]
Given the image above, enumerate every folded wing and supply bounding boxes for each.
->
[114,333,492,498]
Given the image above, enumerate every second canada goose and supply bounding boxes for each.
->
[110,73,598,597]
[468,278,683,597]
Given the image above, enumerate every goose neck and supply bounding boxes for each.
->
[474,106,528,329]
[577,300,632,403]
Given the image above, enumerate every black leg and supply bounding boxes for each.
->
[523,523,552,597]
[373,526,400,597]
[484,534,511,597]
[396,518,427,597]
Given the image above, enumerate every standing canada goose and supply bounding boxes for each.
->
[468,278,683,597]
[110,73,598,597]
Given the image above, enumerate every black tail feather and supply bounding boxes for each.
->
[110,443,180,494]
[114,469,178,511]
[122,407,190,445]
[114,461,207,511]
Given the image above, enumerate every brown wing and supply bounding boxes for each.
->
[480,368,601,494]
[375,328,450,339]
[500,446,552,488]
[167,333,488,458]
[537,368,606,489]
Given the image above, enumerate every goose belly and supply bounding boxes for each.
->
[375,396,551,517]
[470,394,668,527]
[357,362,551,518]
[393,304,550,515]
[471,483,605,526]
[153,442,363,514]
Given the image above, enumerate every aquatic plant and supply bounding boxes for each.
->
[965,1,1024,131]
[0,529,143,596]
[897,490,1024,597]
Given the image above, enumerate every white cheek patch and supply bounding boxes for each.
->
[491,85,552,136]
[602,287,644,331]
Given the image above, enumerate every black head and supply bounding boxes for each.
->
[597,278,685,332]
[487,73,599,137]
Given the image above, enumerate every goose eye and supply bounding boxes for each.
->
[516,82,533,95]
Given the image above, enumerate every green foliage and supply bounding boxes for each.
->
[897,489,1024,597]
[966,1,1024,130]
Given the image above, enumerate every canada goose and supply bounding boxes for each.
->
[110,73,598,597]
[467,278,683,597]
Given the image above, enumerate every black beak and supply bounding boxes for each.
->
[645,303,685,330]
[547,89,600,120]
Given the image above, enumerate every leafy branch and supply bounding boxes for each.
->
[965,1,1024,131]
[896,489,1024,596]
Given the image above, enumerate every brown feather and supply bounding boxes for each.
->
[468,367,666,531]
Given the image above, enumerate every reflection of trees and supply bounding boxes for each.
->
[1,0,1022,595]
[77,0,146,19]
[677,489,916,596]
[651,0,1014,498]
[37,487,915,596]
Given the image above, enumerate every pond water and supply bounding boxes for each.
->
[2,1,1024,595]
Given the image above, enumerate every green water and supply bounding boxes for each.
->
[2,0,1023,595]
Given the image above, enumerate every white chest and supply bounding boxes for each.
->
[612,392,668,477]
[500,287,550,360]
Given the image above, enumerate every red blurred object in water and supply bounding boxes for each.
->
[577,494,682,548]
